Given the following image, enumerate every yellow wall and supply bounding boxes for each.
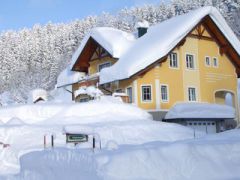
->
[115,24,238,111]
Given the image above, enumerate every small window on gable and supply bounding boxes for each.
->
[169,52,178,68]
[101,49,108,57]
[205,56,211,66]
[213,57,218,67]
[186,54,195,69]
[98,62,111,72]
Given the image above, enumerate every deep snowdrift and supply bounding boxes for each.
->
[7,129,240,180]
[0,97,201,176]
[0,97,151,124]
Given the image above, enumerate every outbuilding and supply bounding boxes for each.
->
[163,103,236,133]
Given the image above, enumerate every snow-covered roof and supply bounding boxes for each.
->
[165,103,235,120]
[28,89,48,103]
[57,67,85,87]
[100,6,240,84]
[70,27,136,69]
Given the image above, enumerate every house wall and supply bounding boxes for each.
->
[115,24,238,113]
[88,57,117,75]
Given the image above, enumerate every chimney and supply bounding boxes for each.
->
[135,20,149,38]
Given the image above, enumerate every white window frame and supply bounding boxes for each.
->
[160,84,169,103]
[169,52,179,69]
[188,87,197,102]
[98,61,111,72]
[126,86,133,103]
[141,84,152,103]
[213,57,218,68]
[186,54,195,70]
[205,56,211,67]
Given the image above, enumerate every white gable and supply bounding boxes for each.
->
[70,27,136,69]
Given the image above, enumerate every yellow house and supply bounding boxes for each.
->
[68,7,240,133]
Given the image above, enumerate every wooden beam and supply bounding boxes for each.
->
[176,38,186,49]
[219,45,230,55]
[189,34,213,41]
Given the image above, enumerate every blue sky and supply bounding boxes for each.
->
[0,0,162,31]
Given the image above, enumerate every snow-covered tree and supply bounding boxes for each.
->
[0,0,238,103]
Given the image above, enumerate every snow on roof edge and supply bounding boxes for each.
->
[70,27,135,70]
[165,102,235,120]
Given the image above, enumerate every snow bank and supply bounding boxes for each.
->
[10,129,240,180]
[70,27,136,69]
[100,6,240,84]
[0,92,16,106]
[0,97,203,175]
[98,130,240,180]
[165,102,235,119]
[49,88,73,103]
[57,67,85,87]
[6,117,25,126]
[0,97,152,124]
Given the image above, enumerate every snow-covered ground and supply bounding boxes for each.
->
[4,129,240,180]
[0,97,239,179]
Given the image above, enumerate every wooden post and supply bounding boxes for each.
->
[193,128,196,139]
[93,136,95,150]
[44,135,46,149]
[51,135,54,148]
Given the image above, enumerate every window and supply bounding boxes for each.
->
[188,87,196,101]
[101,49,108,57]
[205,56,211,66]
[98,62,111,72]
[141,85,152,102]
[115,89,123,93]
[79,97,90,103]
[213,57,218,67]
[169,52,178,68]
[186,54,194,69]
[161,85,168,102]
[126,87,133,103]
[103,83,111,89]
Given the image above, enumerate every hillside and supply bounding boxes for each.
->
[0,0,239,103]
